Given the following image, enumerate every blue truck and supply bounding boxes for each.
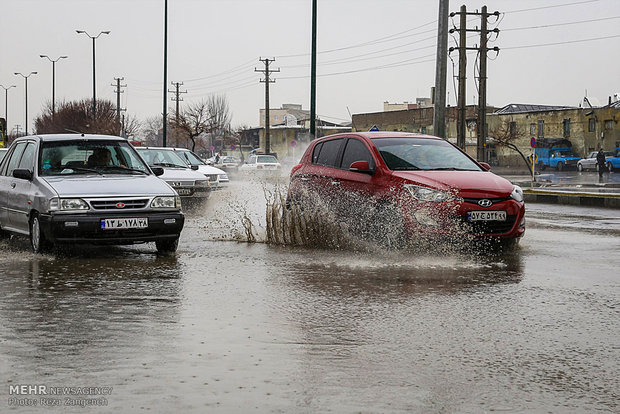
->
[534,138,581,171]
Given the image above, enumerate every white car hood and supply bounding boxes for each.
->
[159,167,208,182]
[42,175,176,197]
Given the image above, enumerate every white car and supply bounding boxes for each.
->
[135,147,211,200]
[239,154,282,174]
[171,148,228,188]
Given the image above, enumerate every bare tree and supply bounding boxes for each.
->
[489,120,533,173]
[122,113,142,139]
[34,99,124,135]
[170,95,232,151]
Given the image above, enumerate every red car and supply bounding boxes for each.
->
[288,132,525,248]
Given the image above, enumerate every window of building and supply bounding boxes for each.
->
[509,122,517,138]
[274,115,279,120]
[537,120,544,138]
[530,123,536,135]
[605,120,613,130]
[563,119,570,138]
[589,118,595,132]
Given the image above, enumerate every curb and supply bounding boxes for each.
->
[523,189,620,209]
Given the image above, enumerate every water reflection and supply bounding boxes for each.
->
[0,252,183,376]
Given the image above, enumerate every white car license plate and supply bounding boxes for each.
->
[101,217,148,230]
[468,211,507,221]
[177,188,192,195]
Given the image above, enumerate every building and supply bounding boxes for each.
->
[383,98,432,112]
[259,104,309,128]
[487,101,620,167]
[352,97,620,167]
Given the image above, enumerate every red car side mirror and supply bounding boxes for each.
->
[349,160,374,174]
[479,162,491,171]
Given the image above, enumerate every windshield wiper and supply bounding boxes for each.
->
[425,167,475,171]
[391,166,420,170]
[102,165,149,175]
[154,162,185,168]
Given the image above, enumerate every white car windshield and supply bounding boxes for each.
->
[40,140,150,176]
[371,137,482,171]
[137,149,189,168]
[179,150,206,166]
[257,155,278,163]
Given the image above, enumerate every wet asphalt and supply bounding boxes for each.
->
[1,178,619,413]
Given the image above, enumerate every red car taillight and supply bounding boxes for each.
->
[290,164,302,176]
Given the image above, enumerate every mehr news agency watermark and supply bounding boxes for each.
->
[8,384,112,408]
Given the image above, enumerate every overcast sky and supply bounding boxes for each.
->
[1,0,619,135]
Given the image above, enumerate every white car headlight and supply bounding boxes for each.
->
[196,180,210,187]
[151,196,181,209]
[49,197,89,212]
[510,185,524,203]
[404,184,453,202]
[219,174,228,180]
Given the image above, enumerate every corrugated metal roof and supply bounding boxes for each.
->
[493,103,576,114]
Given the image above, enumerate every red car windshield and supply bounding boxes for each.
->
[371,137,482,171]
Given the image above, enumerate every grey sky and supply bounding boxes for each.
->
[1,0,619,135]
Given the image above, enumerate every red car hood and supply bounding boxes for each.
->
[391,170,514,198]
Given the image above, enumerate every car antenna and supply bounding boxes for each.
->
[65,128,84,136]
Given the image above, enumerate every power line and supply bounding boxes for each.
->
[503,34,620,50]
[503,15,620,31]
[505,0,600,14]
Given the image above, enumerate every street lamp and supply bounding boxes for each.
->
[0,84,16,127]
[39,55,68,117]
[13,72,38,135]
[76,30,110,118]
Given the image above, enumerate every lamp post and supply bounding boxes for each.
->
[76,30,110,118]
[39,55,68,117]
[0,84,16,127]
[13,72,37,135]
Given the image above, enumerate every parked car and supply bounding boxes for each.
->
[239,154,282,174]
[135,147,211,200]
[171,147,229,187]
[577,151,614,172]
[605,147,620,172]
[0,134,184,253]
[0,148,7,163]
[534,138,580,171]
[287,132,525,248]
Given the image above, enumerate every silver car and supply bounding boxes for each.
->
[0,134,184,253]
[577,151,614,171]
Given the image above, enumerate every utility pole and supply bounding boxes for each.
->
[449,5,500,161]
[111,77,126,134]
[310,0,317,138]
[477,6,489,163]
[163,0,168,147]
[453,5,467,149]
[0,85,16,128]
[14,125,21,137]
[255,57,279,154]
[432,0,449,139]
[169,81,187,123]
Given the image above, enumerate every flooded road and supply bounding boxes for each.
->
[1,179,619,413]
